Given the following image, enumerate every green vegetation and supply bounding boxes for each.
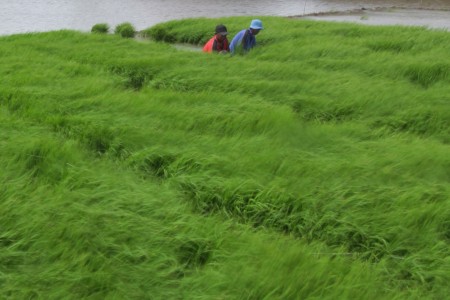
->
[91,23,110,34]
[1,16,449,299]
[115,22,136,38]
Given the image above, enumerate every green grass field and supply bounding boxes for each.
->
[1,16,449,299]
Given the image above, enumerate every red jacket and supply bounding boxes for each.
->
[203,35,229,53]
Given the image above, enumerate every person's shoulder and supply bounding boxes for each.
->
[234,29,247,38]
[204,36,216,44]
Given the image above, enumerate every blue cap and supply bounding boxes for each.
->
[250,19,263,30]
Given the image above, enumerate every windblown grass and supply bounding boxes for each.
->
[1,16,449,299]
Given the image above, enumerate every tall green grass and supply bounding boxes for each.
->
[1,16,449,299]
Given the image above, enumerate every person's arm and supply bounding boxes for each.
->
[241,30,248,50]
[203,37,214,53]
[230,30,245,54]
[242,30,256,51]
[249,34,256,49]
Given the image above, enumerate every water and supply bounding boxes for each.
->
[1,0,449,36]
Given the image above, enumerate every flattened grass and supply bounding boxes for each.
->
[1,17,449,298]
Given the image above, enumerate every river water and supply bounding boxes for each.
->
[1,0,449,36]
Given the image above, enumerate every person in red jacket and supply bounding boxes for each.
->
[203,24,229,54]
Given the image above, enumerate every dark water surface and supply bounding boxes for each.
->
[1,0,449,35]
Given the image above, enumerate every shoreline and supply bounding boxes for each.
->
[291,6,450,17]
[291,7,450,30]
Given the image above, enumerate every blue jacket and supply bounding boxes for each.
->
[229,29,256,54]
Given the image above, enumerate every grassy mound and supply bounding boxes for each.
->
[91,23,109,34]
[115,22,136,38]
[1,16,449,299]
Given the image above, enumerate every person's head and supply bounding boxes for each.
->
[215,24,228,41]
[249,19,263,35]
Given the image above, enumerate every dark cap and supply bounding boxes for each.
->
[215,24,228,35]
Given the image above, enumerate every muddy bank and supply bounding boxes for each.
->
[295,8,450,30]
[298,0,450,14]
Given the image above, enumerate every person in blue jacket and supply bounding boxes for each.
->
[229,19,264,55]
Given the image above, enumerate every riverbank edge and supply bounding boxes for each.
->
[288,7,450,31]
[289,6,450,18]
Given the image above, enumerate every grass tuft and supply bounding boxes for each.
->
[114,22,136,38]
[403,62,449,87]
[91,23,109,34]
[177,239,213,269]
